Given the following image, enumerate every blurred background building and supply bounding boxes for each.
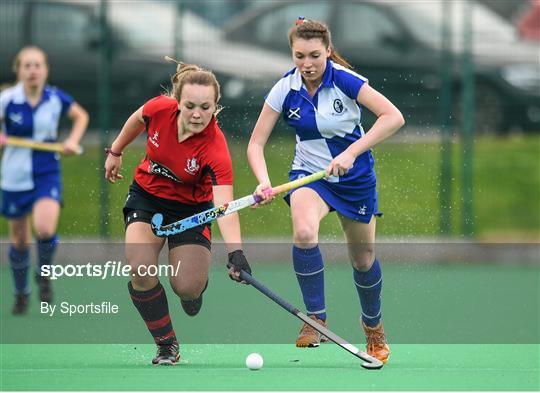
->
[0,0,538,240]
[1,0,539,135]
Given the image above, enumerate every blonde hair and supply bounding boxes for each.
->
[288,18,352,69]
[165,56,222,114]
[12,46,49,74]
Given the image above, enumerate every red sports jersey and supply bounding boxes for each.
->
[134,95,233,204]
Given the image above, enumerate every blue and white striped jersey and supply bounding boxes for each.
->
[266,60,375,185]
[0,83,73,191]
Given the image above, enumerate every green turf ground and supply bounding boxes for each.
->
[1,262,538,390]
[1,263,538,344]
[1,343,538,391]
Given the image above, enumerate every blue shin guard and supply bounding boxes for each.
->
[293,245,326,320]
[36,235,58,276]
[353,259,382,327]
[9,246,30,295]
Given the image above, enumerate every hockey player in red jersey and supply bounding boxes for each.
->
[104,61,250,365]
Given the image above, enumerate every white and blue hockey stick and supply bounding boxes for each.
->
[151,170,326,237]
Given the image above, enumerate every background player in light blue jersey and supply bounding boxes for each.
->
[0,46,88,315]
[247,18,404,364]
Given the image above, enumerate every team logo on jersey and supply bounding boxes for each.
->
[149,130,160,148]
[287,108,301,120]
[9,112,23,125]
[148,159,182,183]
[358,204,367,215]
[185,157,200,175]
[333,99,344,114]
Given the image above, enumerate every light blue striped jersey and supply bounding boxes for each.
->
[265,60,375,185]
[0,83,73,191]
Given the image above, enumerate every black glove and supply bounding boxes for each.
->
[227,249,251,282]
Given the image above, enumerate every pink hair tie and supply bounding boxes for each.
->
[295,16,305,25]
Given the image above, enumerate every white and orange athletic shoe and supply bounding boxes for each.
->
[296,315,329,347]
[362,321,390,364]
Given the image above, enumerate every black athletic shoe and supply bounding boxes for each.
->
[12,294,29,315]
[180,279,208,317]
[35,274,53,303]
[152,340,180,365]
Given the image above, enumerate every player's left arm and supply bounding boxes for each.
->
[213,184,252,283]
[326,84,405,177]
[63,102,89,155]
[213,185,243,252]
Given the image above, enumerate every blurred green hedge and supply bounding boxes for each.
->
[1,134,538,240]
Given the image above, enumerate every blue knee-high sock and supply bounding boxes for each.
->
[9,246,30,295]
[353,259,382,327]
[36,235,58,276]
[293,245,326,320]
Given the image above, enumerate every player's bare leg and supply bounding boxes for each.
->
[125,222,164,290]
[168,244,211,316]
[32,198,60,239]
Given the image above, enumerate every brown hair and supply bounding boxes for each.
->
[12,46,49,74]
[165,56,221,113]
[288,18,352,69]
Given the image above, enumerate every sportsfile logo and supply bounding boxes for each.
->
[40,261,182,280]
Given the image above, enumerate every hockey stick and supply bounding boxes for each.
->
[6,136,84,155]
[151,170,326,237]
[230,265,384,370]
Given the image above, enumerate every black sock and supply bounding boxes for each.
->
[128,281,176,345]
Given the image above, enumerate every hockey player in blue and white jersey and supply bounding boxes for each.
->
[0,46,88,315]
[247,18,404,364]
